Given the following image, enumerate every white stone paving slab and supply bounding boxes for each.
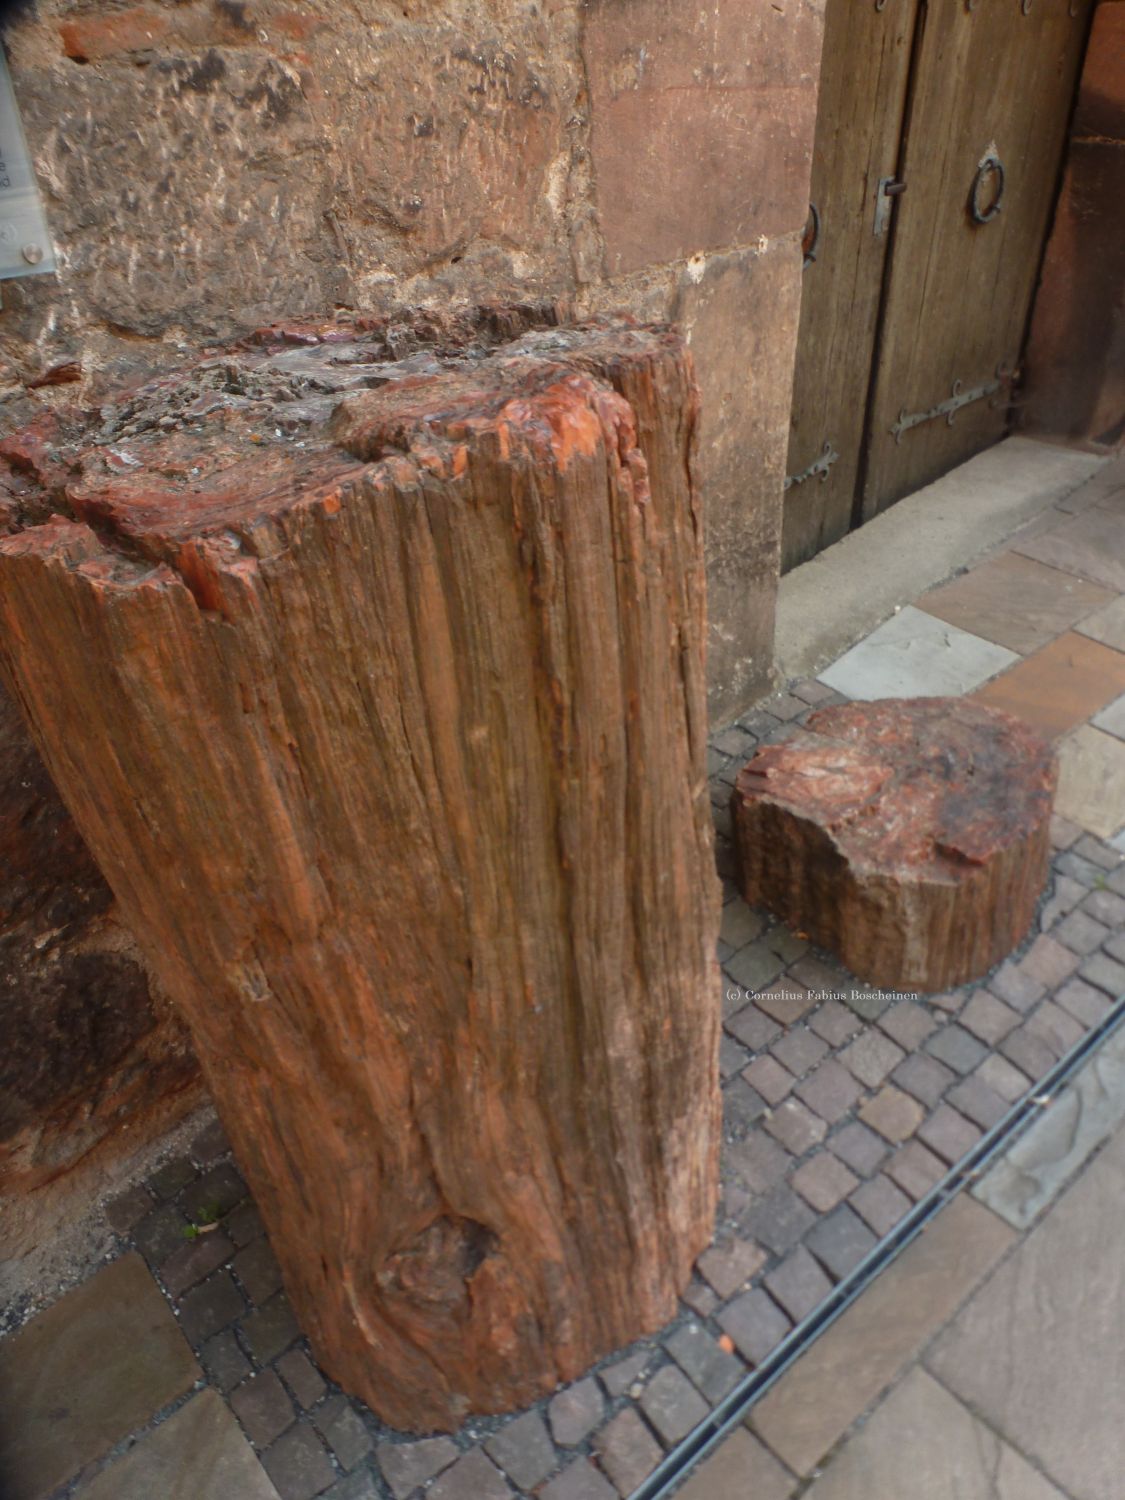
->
[1092,691,1125,740]
[972,1019,1125,1230]
[803,1367,1064,1500]
[929,1113,1125,1500]
[817,606,1019,702]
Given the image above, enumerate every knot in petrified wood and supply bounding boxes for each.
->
[731,698,1057,993]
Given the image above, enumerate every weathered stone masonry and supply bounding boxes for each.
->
[0,0,824,719]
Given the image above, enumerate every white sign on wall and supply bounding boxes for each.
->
[0,48,55,280]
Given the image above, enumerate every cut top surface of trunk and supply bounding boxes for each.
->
[0,310,680,569]
[735,698,1058,881]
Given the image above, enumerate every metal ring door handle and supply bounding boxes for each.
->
[969,153,1005,224]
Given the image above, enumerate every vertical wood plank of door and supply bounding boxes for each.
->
[782,0,919,573]
[861,0,1094,521]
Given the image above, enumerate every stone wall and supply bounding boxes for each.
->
[0,0,823,717]
[0,0,823,1224]
[1024,0,1125,447]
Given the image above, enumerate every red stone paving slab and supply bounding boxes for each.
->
[1081,951,1125,996]
[918,552,1114,656]
[877,1001,938,1050]
[541,1457,617,1500]
[973,632,1125,739]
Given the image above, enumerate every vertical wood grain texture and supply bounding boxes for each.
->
[783,0,919,571]
[0,321,721,1430]
[862,0,1095,516]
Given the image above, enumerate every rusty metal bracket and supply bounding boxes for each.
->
[874,176,906,236]
[891,366,1014,444]
[785,440,839,490]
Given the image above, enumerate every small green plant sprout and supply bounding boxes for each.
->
[180,1201,224,1240]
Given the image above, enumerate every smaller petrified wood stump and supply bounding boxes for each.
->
[731,698,1057,993]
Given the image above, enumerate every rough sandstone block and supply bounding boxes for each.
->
[731,699,1057,993]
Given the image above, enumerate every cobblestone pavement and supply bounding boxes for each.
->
[10,454,1125,1500]
[676,1012,1125,1498]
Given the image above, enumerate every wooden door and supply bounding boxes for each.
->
[783,0,919,571]
[783,0,1094,570]
[862,0,1094,518]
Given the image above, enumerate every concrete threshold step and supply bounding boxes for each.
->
[775,436,1108,684]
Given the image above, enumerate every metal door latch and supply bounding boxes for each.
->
[970,150,1005,224]
[802,202,821,269]
[785,441,840,490]
[874,177,907,236]
[890,365,1015,443]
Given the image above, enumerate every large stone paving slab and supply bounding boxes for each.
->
[1016,505,1125,593]
[973,1021,1125,1229]
[972,631,1125,739]
[74,1390,281,1500]
[0,1252,200,1500]
[1055,725,1125,837]
[928,1121,1125,1500]
[918,552,1114,657]
[803,1367,1064,1499]
[747,1197,1014,1476]
[1077,594,1125,652]
[675,1427,793,1500]
[817,606,1017,701]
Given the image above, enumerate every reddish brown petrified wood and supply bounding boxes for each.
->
[731,698,1057,993]
[0,313,720,1430]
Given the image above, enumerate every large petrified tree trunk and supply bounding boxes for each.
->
[0,315,720,1430]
